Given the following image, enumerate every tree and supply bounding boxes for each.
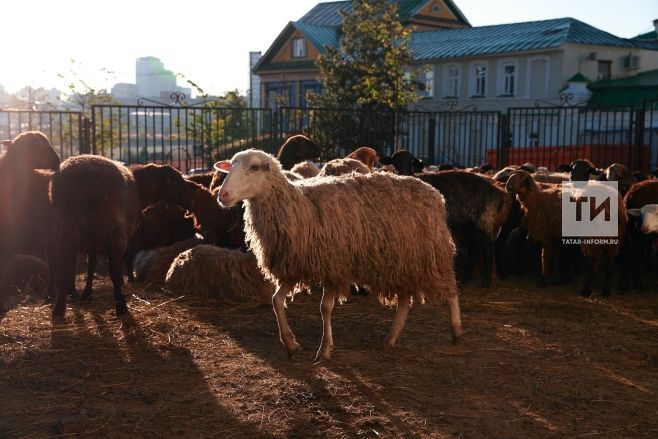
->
[312,0,421,111]
[180,81,254,164]
[308,0,422,156]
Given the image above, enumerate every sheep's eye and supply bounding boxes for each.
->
[250,164,260,172]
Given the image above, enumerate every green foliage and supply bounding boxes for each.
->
[180,84,253,165]
[311,0,421,111]
[306,0,422,157]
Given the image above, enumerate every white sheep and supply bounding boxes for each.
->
[215,149,462,363]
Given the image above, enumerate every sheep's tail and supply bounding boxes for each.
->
[133,249,156,282]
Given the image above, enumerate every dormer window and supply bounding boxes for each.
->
[292,38,307,58]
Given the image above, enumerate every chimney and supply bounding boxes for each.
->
[654,19,658,39]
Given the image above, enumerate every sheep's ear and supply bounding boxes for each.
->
[1,140,12,147]
[213,160,232,173]
[627,209,642,218]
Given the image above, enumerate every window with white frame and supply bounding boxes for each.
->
[420,66,434,98]
[473,65,487,97]
[291,38,307,58]
[447,66,460,97]
[502,63,516,96]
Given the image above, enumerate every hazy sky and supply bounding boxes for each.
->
[2,0,656,97]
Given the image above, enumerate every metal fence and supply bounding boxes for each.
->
[642,100,658,172]
[277,107,501,167]
[2,102,657,173]
[91,104,275,173]
[0,110,87,160]
[504,105,642,171]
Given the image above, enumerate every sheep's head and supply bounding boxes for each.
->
[505,170,537,197]
[346,146,379,170]
[628,204,658,234]
[276,135,321,170]
[569,159,598,182]
[215,149,280,207]
[379,150,424,176]
[132,164,195,209]
[2,131,60,171]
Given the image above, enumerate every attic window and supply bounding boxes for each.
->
[292,38,307,58]
[431,3,441,14]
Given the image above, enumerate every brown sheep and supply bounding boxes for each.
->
[620,179,658,291]
[185,171,214,188]
[276,134,322,170]
[346,146,379,171]
[506,170,625,296]
[124,202,197,280]
[216,149,461,363]
[50,155,140,317]
[81,163,196,297]
[187,182,246,249]
[165,246,273,304]
[0,131,60,312]
[417,171,511,287]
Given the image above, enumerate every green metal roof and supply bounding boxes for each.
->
[298,0,470,26]
[588,69,658,107]
[567,73,591,83]
[410,18,635,61]
[292,22,340,53]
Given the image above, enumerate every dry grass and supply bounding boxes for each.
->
[1,270,657,438]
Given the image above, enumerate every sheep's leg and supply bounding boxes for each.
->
[53,246,76,318]
[108,251,128,315]
[80,251,97,302]
[385,295,411,350]
[124,252,135,283]
[272,282,300,358]
[314,288,337,364]
[539,245,552,287]
[448,294,463,344]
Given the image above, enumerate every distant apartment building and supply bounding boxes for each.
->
[111,56,191,104]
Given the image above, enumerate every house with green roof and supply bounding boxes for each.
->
[252,0,658,111]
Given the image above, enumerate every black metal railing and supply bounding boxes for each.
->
[505,105,639,171]
[643,100,658,173]
[91,104,275,173]
[2,102,657,173]
[0,109,87,159]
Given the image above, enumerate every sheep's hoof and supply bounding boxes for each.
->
[52,307,66,320]
[312,351,331,364]
[284,341,301,359]
[578,289,592,298]
[115,302,129,316]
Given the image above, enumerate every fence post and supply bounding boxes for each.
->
[80,116,91,154]
[427,115,436,164]
[632,108,646,172]
[497,113,511,169]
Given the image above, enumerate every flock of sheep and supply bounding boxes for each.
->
[1,131,657,363]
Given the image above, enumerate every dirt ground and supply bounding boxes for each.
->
[1,270,657,438]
